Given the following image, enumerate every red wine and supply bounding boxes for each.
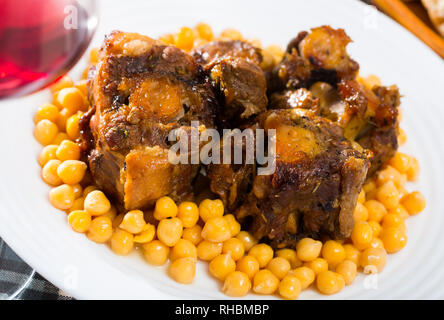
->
[0,0,95,99]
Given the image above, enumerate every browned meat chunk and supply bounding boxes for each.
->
[310,79,400,176]
[235,109,369,249]
[205,122,258,211]
[81,31,218,210]
[269,26,359,92]
[192,40,268,126]
[355,84,400,176]
[207,161,255,212]
[269,25,399,178]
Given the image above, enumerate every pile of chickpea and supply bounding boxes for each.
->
[158,23,285,71]
[33,24,426,299]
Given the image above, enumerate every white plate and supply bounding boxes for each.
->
[1,0,444,300]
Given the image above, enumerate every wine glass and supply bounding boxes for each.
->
[0,0,97,300]
[0,0,98,99]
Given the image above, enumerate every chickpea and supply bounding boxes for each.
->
[380,227,407,253]
[134,223,156,244]
[360,247,387,273]
[56,87,86,114]
[34,119,59,145]
[364,200,387,223]
[376,181,400,210]
[71,183,83,199]
[35,103,59,124]
[169,257,196,284]
[381,213,406,233]
[170,239,197,261]
[361,74,382,88]
[406,157,420,181]
[75,79,88,96]
[260,48,275,70]
[235,231,257,252]
[236,256,260,280]
[197,240,223,261]
[201,217,231,243]
[398,128,407,146]
[252,269,279,295]
[158,33,175,45]
[222,271,251,297]
[377,166,405,188]
[279,275,302,300]
[70,197,85,212]
[86,216,113,243]
[222,238,245,261]
[289,267,315,290]
[199,199,224,222]
[316,271,345,295]
[388,153,411,174]
[220,28,243,40]
[182,225,203,246]
[110,228,134,255]
[209,253,236,281]
[66,112,82,140]
[154,196,178,220]
[119,210,146,234]
[143,240,170,266]
[50,75,73,93]
[224,214,241,237]
[276,248,302,269]
[336,260,357,285]
[52,132,70,145]
[401,191,426,215]
[267,257,291,280]
[56,140,81,161]
[175,27,195,51]
[343,244,361,266]
[363,180,376,193]
[195,23,214,41]
[266,44,285,63]
[157,217,183,247]
[368,221,382,238]
[398,108,403,121]
[177,201,199,228]
[370,237,384,249]
[89,48,99,64]
[42,159,63,186]
[351,222,373,250]
[49,184,75,210]
[248,243,274,268]
[353,202,368,222]
[389,204,410,220]
[67,210,91,233]
[399,182,409,197]
[56,160,87,185]
[321,240,346,267]
[304,258,328,275]
[84,190,111,216]
[296,238,322,262]
[38,145,59,167]
[55,108,70,131]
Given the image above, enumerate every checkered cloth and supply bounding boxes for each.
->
[0,238,73,300]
